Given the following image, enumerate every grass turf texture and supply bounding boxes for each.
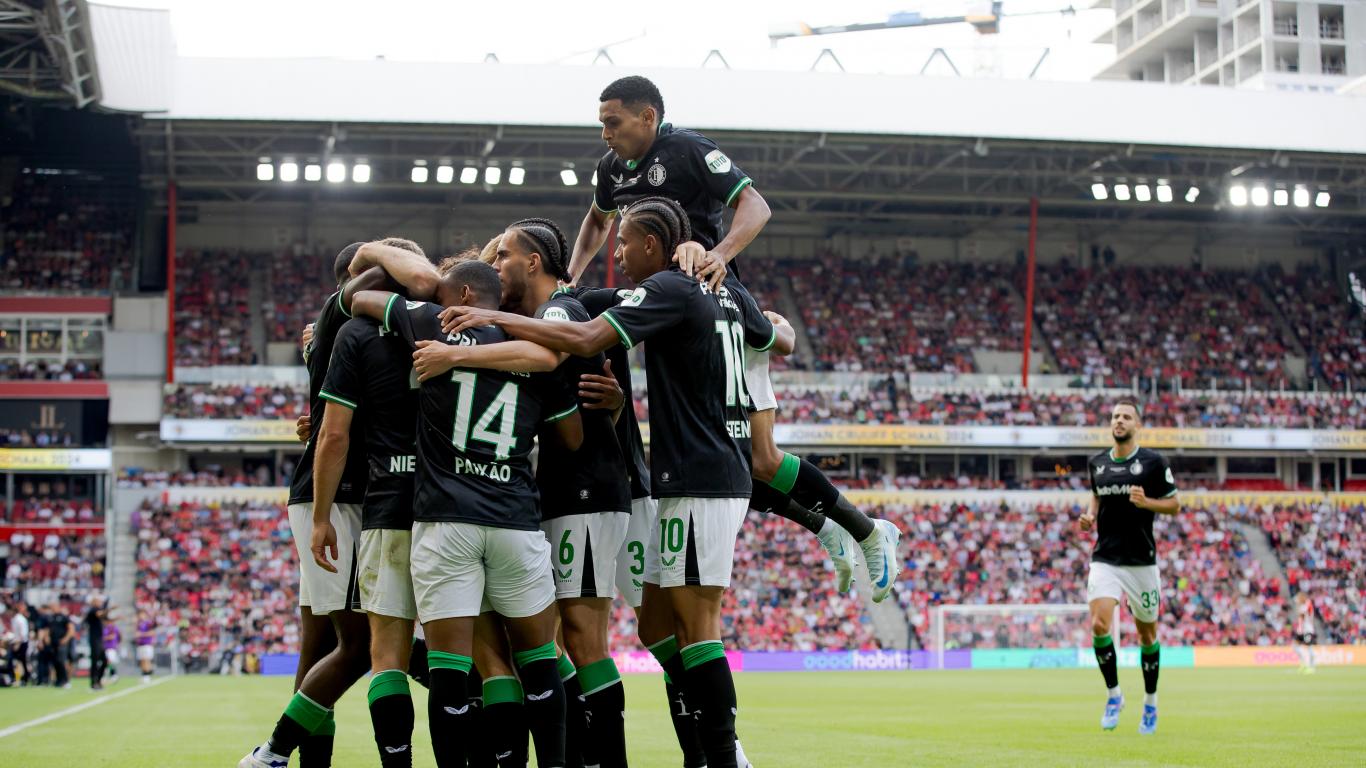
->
[2,668,1363,766]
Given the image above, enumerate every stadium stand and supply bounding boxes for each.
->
[1261,265,1366,391]
[0,172,133,295]
[174,250,257,366]
[163,383,308,420]
[3,530,106,593]
[0,358,102,380]
[6,498,100,524]
[263,251,330,345]
[1253,499,1365,644]
[117,468,280,488]
[0,428,81,447]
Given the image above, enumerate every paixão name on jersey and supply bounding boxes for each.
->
[455,456,512,482]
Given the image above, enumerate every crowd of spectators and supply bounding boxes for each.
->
[1032,264,1296,389]
[0,171,133,294]
[0,428,81,447]
[1250,500,1365,644]
[2,530,106,593]
[163,383,307,420]
[175,250,256,366]
[263,251,331,345]
[0,359,102,380]
[117,467,279,488]
[133,499,299,667]
[782,254,1021,373]
[1262,265,1366,391]
[5,498,100,524]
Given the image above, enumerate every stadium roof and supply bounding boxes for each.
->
[89,3,1366,156]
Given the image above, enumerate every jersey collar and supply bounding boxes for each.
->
[1108,444,1140,463]
[624,123,672,170]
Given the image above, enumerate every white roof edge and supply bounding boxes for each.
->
[88,8,1366,155]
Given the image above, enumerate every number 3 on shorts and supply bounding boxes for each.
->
[627,540,645,575]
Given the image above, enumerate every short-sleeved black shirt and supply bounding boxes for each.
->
[383,296,579,530]
[594,124,752,252]
[320,317,420,530]
[599,269,773,499]
[289,291,369,506]
[533,291,631,518]
[1088,446,1179,566]
[570,286,650,500]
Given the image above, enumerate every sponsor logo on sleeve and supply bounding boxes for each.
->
[405,300,425,310]
[542,306,571,322]
[621,287,647,308]
[704,149,732,174]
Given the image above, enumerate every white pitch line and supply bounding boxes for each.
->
[0,676,175,739]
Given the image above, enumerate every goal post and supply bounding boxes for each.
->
[929,603,1119,669]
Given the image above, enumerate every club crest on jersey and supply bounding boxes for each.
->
[1130,461,1143,475]
[647,163,667,186]
[704,149,732,174]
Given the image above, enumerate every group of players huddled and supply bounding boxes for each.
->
[240,75,1188,768]
[240,76,901,768]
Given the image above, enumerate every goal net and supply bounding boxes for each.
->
[928,604,1117,669]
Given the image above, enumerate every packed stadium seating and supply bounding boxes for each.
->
[132,499,299,664]
[163,383,307,420]
[174,250,257,366]
[263,251,330,345]
[5,498,100,524]
[1261,265,1366,390]
[1252,499,1365,644]
[3,530,106,593]
[0,358,102,380]
[0,172,133,295]
[117,468,281,488]
[0,428,81,447]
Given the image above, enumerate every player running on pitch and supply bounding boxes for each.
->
[1079,398,1179,735]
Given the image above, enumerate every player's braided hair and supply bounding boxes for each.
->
[622,196,691,258]
[510,218,570,281]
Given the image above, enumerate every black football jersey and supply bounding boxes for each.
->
[533,290,631,518]
[320,317,420,530]
[599,269,773,499]
[572,286,650,500]
[383,296,578,530]
[1088,446,1178,567]
[289,291,368,506]
[594,124,752,252]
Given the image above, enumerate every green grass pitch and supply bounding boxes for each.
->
[2,668,1363,766]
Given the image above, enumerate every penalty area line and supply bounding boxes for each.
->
[0,676,175,740]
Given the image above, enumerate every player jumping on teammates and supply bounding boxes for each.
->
[1079,398,1180,736]
[442,197,776,768]
[568,75,901,604]
[354,260,582,768]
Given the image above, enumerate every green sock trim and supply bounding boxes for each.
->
[513,641,558,668]
[482,675,524,706]
[367,669,411,705]
[427,650,473,673]
[313,712,336,736]
[680,640,726,671]
[1093,635,1114,649]
[556,653,577,681]
[646,635,678,664]
[577,658,622,696]
[1141,641,1161,655]
[283,692,330,734]
[767,452,801,495]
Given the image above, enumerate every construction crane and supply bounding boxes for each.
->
[769,3,1077,43]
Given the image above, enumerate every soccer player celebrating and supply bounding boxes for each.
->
[306,239,442,766]
[1079,398,1180,735]
[353,260,581,768]
[569,74,901,603]
[443,197,775,768]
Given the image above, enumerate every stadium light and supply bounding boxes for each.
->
[352,162,371,183]
[304,164,322,182]
[561,168,578,186]
[1250,186,1269,207]
[1292,187,1310,208]
[485,166,502,185]
[460,166,478,184]
[1090,183,1107,201]
[256,159,274,181]
[411,161,429,184]
[1315,190,1331,208]
[326,162,346,183]
[1229,185,1247,207]
[1135,184,1152,202]
[508,166,525,185]
[1272,188,1288,207]
[436,165,454,184]
[1185,186,1200,203]
[1156,183,1172,203]
[1113,184,1131,202]
[279,161,299,182]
